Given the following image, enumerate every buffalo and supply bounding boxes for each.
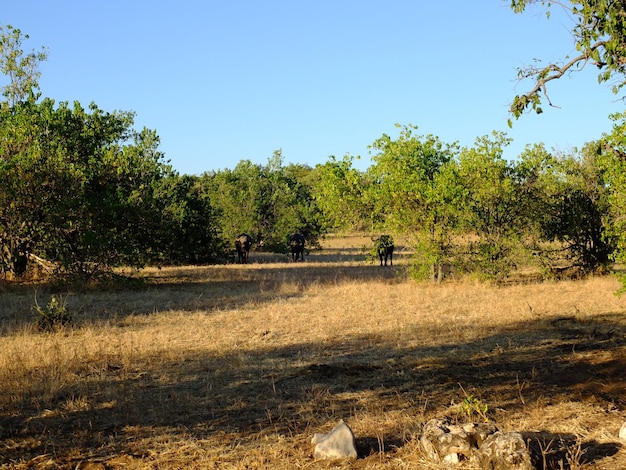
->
[374,235,394,266]
[289,233,305,261]
[235,233,253,263]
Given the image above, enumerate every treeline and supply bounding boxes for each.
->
[0,97,323,278]
[318,125,619,282]
[2,109,623,284]
[3,25,626,287]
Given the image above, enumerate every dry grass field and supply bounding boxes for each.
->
[0,234,625,469]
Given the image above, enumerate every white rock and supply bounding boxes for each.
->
[443,452,460,464]
[312,420,358,460]
[473,431,533,470]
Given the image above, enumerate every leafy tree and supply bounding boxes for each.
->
[155,173,228,264]
[545,146,612,272]
[0,25,48,275]
[0,24,48,106]
[598,112,626,286]
[313,154,371,232]
[278,160,323,249]
[203,151,323,258]
[457,132,526,279]
[0,97,176,278]
[509,1,621,282]
[367,124,461,281]
[508,0,626,119]
[0,25,227,278]
[203,160,264,249]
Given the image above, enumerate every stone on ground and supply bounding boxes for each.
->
[311,420,358,460]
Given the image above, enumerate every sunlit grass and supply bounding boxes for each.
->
[0,234,625,468]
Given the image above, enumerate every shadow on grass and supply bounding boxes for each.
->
[0,257,404,335]
[1,306,624,467]
[522,432,621,469]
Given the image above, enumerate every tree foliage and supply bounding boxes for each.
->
[367,124,462,280]
[0,24,48,106]
[457,132,529,279]
[597,112,626,287]
[0,25,228,279]
[508,0,626,119]
[312,155,370,232]
[155,173,227,265]
[507,1,622,284]
[202,151,323,256]
[540,145,612,271]
[0,97,176,278]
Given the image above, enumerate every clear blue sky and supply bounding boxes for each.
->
[2,1,622,175]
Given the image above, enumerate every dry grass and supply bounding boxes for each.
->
[0,234,625,469]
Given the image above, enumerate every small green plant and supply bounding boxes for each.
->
[33,295,72,331]
[458,385,489,422]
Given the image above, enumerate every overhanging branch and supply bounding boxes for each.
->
[512,40,608,117]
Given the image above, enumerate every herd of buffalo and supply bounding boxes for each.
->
[234,233,394,266]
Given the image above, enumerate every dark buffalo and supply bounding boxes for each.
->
[374,235,394,266]
[289,233,305,261]
[235,233,253,263]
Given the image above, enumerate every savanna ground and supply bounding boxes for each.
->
[0,234,625,469]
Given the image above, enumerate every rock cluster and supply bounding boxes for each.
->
[313,417,626,466]
[419,417,532,469]
[419,418,497,463]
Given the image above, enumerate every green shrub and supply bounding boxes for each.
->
[33,295,71,331]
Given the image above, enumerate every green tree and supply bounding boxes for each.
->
[155,173,228,265]
[367,124,461,281]
[0,25,226,278]
[0,97,176,278]
[204,151,323,258]
[0,24,48,106]
[508,0,626,119]
[457,132,526,280]
[545,146,612,272]
[598,112,626,287]
[277,160,323,249]
[509,1,622,284]
[203,160,264,248]
[0,25,48,275]
[313,155,371,232]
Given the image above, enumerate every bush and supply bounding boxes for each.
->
[33,295,71,332]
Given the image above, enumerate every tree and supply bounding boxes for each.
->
[313,155,371,232]
[0,24,48,107]
[154,173,228,265]
[509,1,622,284]
[0,26,49,274]
[457,132,525,279]
[508,1,626,119]
[367,124,461,281]
[203,151,323,257]
[598,112,626,287]
[203,160,264,248]
[0,25,229,279]
[542,145,613,272]
[0,97,177,278]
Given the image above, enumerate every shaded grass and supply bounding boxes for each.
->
[0,234,625,468]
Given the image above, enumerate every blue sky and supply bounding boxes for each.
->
[2,1,622,175]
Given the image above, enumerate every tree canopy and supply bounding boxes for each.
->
[509,0,626,119]
[0,25,228,279]
[1,14,624,285]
